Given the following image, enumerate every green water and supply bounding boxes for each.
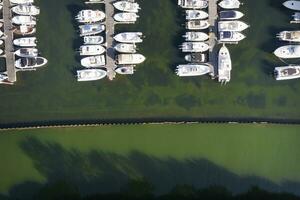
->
[0,0,299,125]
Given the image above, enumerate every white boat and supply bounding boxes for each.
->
[77,69,107,82]
[186,20,209,30]
[80,45,106,56]
[81,55,106,68]
[185,53,207,63]
[13,37,37,47]
[274,65,300,80]
[113,1,140,13]
[277,31,300,42]
[115,66,135,75]
[15,48,38,57]
[114,12,139,22]
[219,0,241,9]
[11,5,40,15]
[219,31,246,43]
[76,10,105,23]
[114,32,143,43]
[218,20,249,32]
[114,43,136,53]
[116,54,146,65]
[292,12,300,22]
[79,23,105,36]
[176,64,211,77]
[178,0,208,9]
[181,42,209,52]
[283,1,300,11]
[183,32,209,41]
[10,0,34,4]
[0,30,3,38]
[186,10,208,20]
[218,45,232,84]
[0,72,8,82]
[219,10,244,20]
[0,40,3,46]
[274,45,300,59]
[0,49,3,55]
[83,36,104,44]
[12,16,36,26]
[15,57,48,69]
[13,25,36,35]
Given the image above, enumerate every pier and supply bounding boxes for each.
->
[3,0,16,83]
[208,0,218,76]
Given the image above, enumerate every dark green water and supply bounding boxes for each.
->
[0,0,299,125]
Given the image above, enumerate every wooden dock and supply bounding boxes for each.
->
[3,0,16,83]
[208,0,218,77]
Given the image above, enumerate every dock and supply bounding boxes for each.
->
[3,0,16,83]
[208,0,218,77]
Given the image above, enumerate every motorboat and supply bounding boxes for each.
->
[176,64,211,77]
[13,37,37,47]
[219,10,244,20]
[183,32,209,41]
[274,45,300,59]
[15,57,48,69]
[178,0,208,9]
[115,66,135,75]
[218,45,232,84]
[12,16,36,26]
[185,53,207,63]
[219,0,241,9]
[283,1,300,11]
[219,31,246,43]
[277,31,300,42]
[116,54,146,65]
[181,42,209,52]
[13,25,36,35]
[114,12,139,22]
[186,20,210,30]
[79,45,106,56]
[76,10,105,23]
[11,5,40,16]
[114,32,143,43]
[274,65,300,80]
[10,0,34,4]
[218,20,249,32]
[292,12,300,22]
[113,1,140,13]
[77,69,107,82]
[0,49,3,55]
[81,55,106,68]
[79,23,105,37]
[0,72,8,83]
[0,40,3,46]
[114,43,137,53]
[83,36,104,44]
[15,48,38,57]
[0,30,3,38]
[186,10,208,20]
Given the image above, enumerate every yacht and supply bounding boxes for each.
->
[113,1,140,13]
[76,10,105,23]
[79,23,105,36]
[183,32,209,41]
[114,12,139,22]
[81,55,106,68]
[15,48,38,57]
[178,0,208,9]
[79,45,106,56]
[84,36,104,44]
[77,69,107,82]
[277,31,300,42]
[115,66,135,75]
[219,31,246,43]
[10,0,34,4]
[13,37,37,47]
[116,54,146,65]
[274,45,300,59]
[185,53,207,63]
[11,5,40,16]
[219,10,244,20]
[186,10,208,20]
[12,16,36,26]
[283,1,300,11]
[176,64,211,77]
[15,57,48,69]
[186,20,210,30]
[13,25,36,35]
[181,42,209,52]
[219,0,241,9]
[218,20,249,32]
[274,65,300,80]
[0,72,8,83]
[114,32,143,43]
[218,45,232,84]
[114,43,137,53]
